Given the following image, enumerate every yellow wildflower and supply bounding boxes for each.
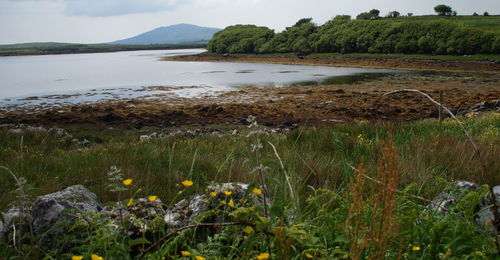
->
[228,199,235,208]
[148,196,158,202]
[223,190,232,196]
[412,246,420,251]
[209,192,217,197]
[126,198,133,207]
[181,180,193,187]
[72,256,83,260]
[252,187,262,195]
[195,256,206,260]
[181,251,191,256]
[122,179,133,186]
[243,226,254,234]
[256,252,270,260]
[91,254,104,260]
[305,253,314,259]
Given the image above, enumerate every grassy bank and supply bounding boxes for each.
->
[0,43,206,56]
[0,112,499,258]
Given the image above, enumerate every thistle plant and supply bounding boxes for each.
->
[105,166,131,226]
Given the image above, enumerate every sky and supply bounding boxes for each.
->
[0,0,499,44]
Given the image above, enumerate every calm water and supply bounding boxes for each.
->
[0,49,399,108]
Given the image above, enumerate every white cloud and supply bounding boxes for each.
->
[63,0,183,17]
[0,0,499,43]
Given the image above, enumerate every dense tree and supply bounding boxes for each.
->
[369,9,381,19]
[294,18,313,27]
[473,12,479,16]
[356,12,371,20]
[208,15,500,55]
[259,18,317,53]
[434,5,453,16]
[483,12,489,16]
[386,11,400,18]
[356,9,380,20]
[207,25,274,54]
[333,15,351,21]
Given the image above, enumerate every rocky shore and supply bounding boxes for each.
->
[1,72,499,128]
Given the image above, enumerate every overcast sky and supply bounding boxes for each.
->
[1,0,499,44]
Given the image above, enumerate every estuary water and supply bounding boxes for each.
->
[0,49,399,108]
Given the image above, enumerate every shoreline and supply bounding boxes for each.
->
[164,53,500,74]
[1,72,499,128]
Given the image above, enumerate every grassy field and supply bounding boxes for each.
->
[0,112,498,258]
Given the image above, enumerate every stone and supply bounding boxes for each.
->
[470,100,500,112]
[79,139,92,147]
[164,182,268,228]
[48,127,72,139]
[25,126,47,133]
[8,128,23,135]
[0,206,32,241]
[139,135,152,142]
[164,195,208,227]
[31,185,101,236]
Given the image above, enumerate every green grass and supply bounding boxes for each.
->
[0,112,498,258]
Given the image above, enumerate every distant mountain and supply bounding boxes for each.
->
[110,24,221,45]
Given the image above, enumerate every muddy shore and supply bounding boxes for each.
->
[165,53,500,74]
[1,59,499,128]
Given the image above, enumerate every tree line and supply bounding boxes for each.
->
[208,14,500,55]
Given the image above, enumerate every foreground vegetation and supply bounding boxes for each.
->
[0,42,206,56]
[0,111,499,259]
[208,15,500,55]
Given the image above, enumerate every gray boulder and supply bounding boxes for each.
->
[32,185,101,235]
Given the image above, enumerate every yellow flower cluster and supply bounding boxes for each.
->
[256,252,270,259]
[252,187,262,195]
[122,179,133,186]
[182,180,193,187]
[92,254,104,260]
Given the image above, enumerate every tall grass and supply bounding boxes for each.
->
[0,112,499,258]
